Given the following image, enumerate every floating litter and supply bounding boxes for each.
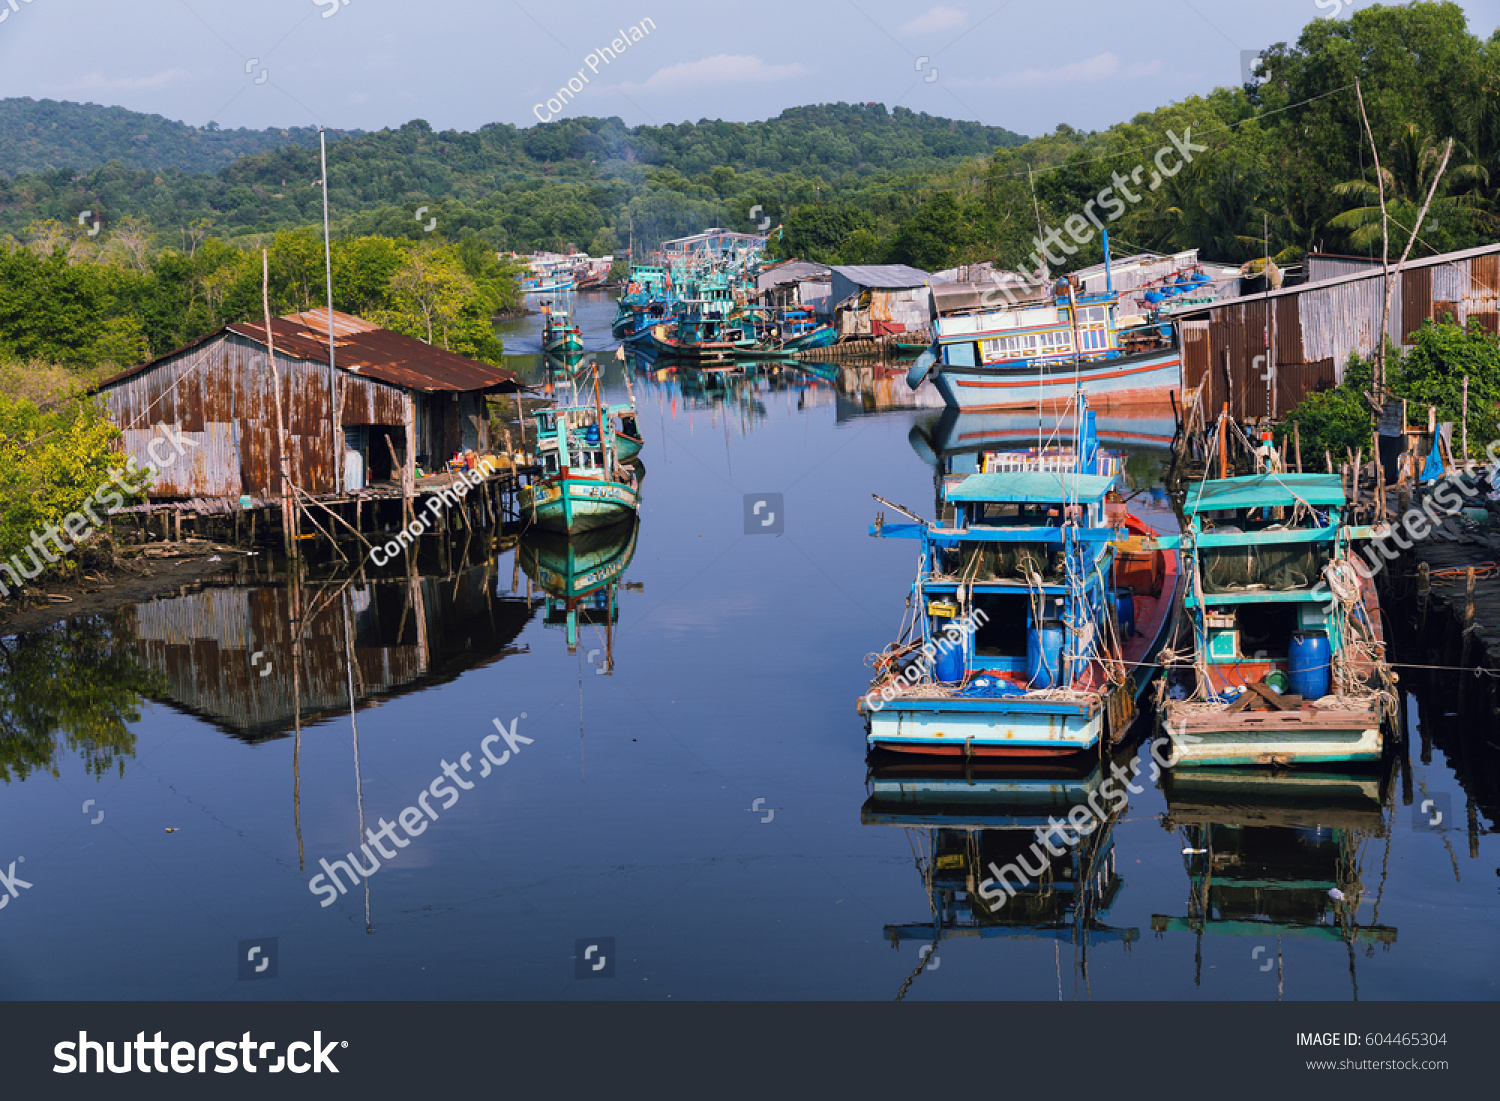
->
[1328,887,1345,901]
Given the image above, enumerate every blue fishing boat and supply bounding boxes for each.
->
[613,265,670,340]
[520,389,641,534]
[775,305,837,352]
[522,276,575,295]
[915,235,1179,413]
[1158,473,1396,766]
[861,396,1180,758]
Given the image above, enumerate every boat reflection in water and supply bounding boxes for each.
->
[864,756,1138,998]
[910,406,1178,469]
[518,517,640,659]
[1151,764,1397,992]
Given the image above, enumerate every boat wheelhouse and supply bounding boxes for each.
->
[1159,473,1397,766]
[520,402,641,534]
[920,273,1180,413]
[862,405,1179,758]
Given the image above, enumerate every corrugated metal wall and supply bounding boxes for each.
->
[100,332,409,498]
[1188,248,1500,420]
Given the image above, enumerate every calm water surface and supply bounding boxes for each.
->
[2,290,1495,1001]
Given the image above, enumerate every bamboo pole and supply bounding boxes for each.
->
[1293,420,1303,472]
[262,250,297,559]
[1354,79,1391,403]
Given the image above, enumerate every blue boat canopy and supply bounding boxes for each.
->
[1184,473,1346,514]
[946,471,1115,505]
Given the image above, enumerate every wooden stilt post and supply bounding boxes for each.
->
[263,249,297,560]
[1217,405,1229,480]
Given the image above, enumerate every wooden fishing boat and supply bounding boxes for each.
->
[541,304,584,355]
[861,395,1181,758]
[1158,473,1397,767]
[648,319,752,361]
[520,396,641,534]
[915,237,1180,413]
[774,305,837,352]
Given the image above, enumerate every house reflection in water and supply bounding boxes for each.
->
[121,557,537,742]
[863,758,1138,999]
[1151,765,1398,994]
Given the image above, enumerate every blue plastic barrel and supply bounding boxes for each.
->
[1115,590,1136,639]
[934,635,966,684]
[1288,632,1331,700]
[1027,619,1065,688]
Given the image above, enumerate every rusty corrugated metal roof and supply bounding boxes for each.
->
[98,309,523,394]
[282,307,382,337]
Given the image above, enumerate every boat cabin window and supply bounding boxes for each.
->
[1217,602,1302,659]
[970,593,1032,658]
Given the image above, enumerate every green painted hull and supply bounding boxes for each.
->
[520,471,640,534]
[543,332,584,355]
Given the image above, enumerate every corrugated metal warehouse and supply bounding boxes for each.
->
[94,308,523,501]
[828,264,933,335]
[1177,243,1500,420]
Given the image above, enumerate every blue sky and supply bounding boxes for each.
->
[0,1,1495,137]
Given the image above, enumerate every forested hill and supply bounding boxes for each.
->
[0,100,1025,251]
[0,98,344,177]
[516,103,1027,175]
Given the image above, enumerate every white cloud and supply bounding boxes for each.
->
[955,52,1163,90]
[617,54,807,93]
[898,6,968,35]
[48,68,193,93]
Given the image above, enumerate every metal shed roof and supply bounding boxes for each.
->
[829,264,932,289]
[1184,473,1346,513]
[98,309,522,394]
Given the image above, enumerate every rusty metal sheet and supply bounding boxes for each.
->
[1402,265,1432,340]
[231,313,522,393]
[1180,320,1210,392]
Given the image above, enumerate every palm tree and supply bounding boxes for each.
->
[1330,124,1490,251]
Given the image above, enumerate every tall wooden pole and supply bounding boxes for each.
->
[263,249,297,559]
[320,128,341,491]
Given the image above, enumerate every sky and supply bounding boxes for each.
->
[0,0,1496,138]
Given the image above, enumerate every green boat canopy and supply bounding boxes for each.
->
[946,471,1115,505]
[1184,473,1346,514]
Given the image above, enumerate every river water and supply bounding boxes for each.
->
[0,290,1495,1001]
